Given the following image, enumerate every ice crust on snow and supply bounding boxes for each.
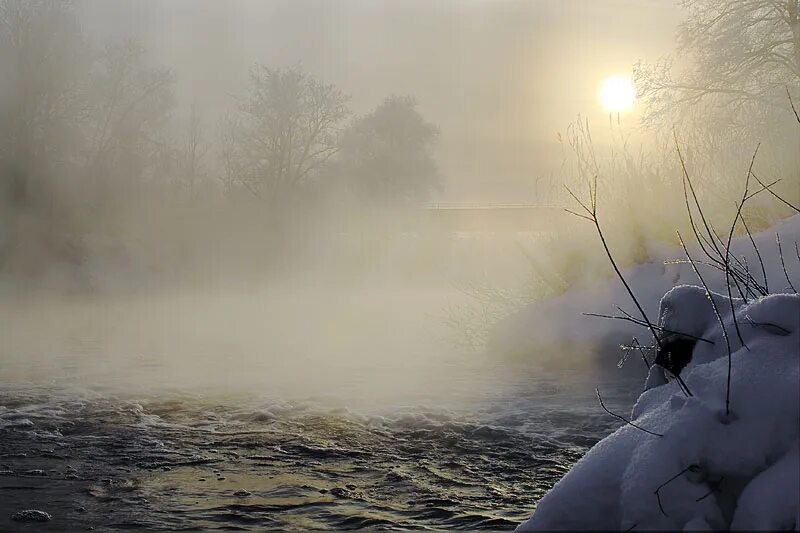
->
[512,216,800,531]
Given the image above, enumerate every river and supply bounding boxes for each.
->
[0,283,640,530]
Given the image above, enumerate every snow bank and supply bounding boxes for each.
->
[491,215,800,371]
[517,289,799,530]
[507,215,800,530]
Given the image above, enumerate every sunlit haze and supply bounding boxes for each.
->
[599,75,637,113]
[1,0,798,530]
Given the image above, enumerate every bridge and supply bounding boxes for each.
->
[420,203,573,233]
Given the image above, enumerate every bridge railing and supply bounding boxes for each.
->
[425,203,567,210]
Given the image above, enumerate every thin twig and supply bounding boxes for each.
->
[744,314,791,336]
[664,258,759,300]
[776,233,797,294]
[740,217,768,296]
[654,466,693,517]
[677,139,758,300]
[724,146,760,352]
[596,388,662,437]
[565,179,662,349]
[788,86,800,124]
[619,336,657,371]
[586,312,695,396]
[695,477,725,503]
[583,313,714,344]
[751,172,800,214]
[742,256,757,300]
[678,232,734,417]
[563,208,593,222]
[675,134,727,267]
[666,257,754,291]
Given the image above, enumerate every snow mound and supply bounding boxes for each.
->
[516,287,800,531]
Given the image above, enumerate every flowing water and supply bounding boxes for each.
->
[0,285,640,530]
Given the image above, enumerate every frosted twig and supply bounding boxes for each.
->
[724,147,760,352]
[744,315,791,336]
[583,313,713,344]
[740,217,768,296]
[676,134,727,271]
[776,233,797,294]
[678,142,757,300]
[751,172,800,214]
[664,258,757,299]
[742,256,758,300]
[678,232,733,417]
[665,258,761,299]
[619,337,654,370]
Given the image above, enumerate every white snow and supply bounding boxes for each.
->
[509,215,800,531]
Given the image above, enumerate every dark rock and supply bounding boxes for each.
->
[655,337,697,376]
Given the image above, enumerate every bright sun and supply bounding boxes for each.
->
[599,75,636,113]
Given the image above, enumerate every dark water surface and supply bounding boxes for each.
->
[0,377,637,531]
[0,288,640,530]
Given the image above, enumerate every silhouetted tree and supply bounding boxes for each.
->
[0,0,89,207]
[635,0,800,129]
[338,95,439,205]
[84,40,175,200]
[175,104,207,200]
[220,66,350,203]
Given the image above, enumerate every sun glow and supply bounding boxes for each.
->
[599,75,636,113]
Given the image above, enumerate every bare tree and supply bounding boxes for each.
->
[161,103,208,201]
[0,0,89,207]
[635,0,800,218]
[83,41,175,199]
[221,66,350,203]
[635,0,800,128]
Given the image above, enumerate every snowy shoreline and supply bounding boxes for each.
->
[502,215,800,530]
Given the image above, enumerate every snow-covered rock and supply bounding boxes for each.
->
[513,216,800,531]
[517,288,799,530]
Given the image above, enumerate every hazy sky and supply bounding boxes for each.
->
[77,0,683,201]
